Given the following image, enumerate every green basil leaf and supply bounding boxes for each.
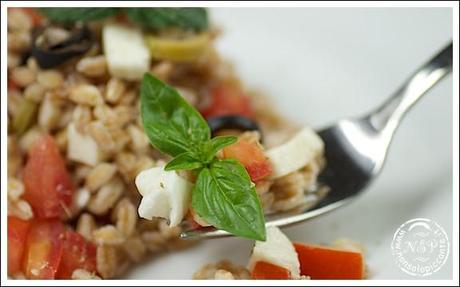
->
[39,8,119,22]
[141,73,210,157]
[164,152,203,171]
[192,159,266,241]
[125,8,208,31]
[201,136,237,163]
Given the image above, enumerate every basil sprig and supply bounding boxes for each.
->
[39,8,209,31]
[141,73,266,241]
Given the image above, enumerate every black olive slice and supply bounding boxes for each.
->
[32,24,93,69]
[207,115,263,141]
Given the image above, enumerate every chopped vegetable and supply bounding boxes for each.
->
[67,122,102,166]
[248,227,300,278]
[23,134,74,219]
[266,126,324,179]
[140,74,266,240]
[136,167,193,227]
[23,219,64,279]
[39,8,118,23]
[207,115,262,139]
[11,98,38,135]
[7,216,31,276]
[38,8,209,31]
[32,24,93,69]
[251,261,291,279]
[125,8,208,31]
[103,23,151,80]
[222,137,272,182]
[200,84,254,119]
[294,243,365,279]
[55,231,97,279]
[145,32,210,62]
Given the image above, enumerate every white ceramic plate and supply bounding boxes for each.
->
[127,8,453,280]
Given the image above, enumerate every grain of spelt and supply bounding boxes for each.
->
[85,162,117,192]
[76,213,97,241]
[105,78,126,104]
[24,83,46,102]
[76,55,107,78]
[96,245,119,279]
[93,225,126,246]
[11,66,36,87]
[87,177,124,215]
[69,84,104,106]
[37,70,64,90]
[122,236,147,262]
[114,198,137,237]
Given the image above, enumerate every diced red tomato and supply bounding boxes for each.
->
[8,216,31,276]
[55,231,97,279]
[23,134,74,219]
[200,84,254,119]
[8,78,19,91]
[23,219,64,279]
[9,8,43,27]
[251,261,291,279]
[222,138,272,181]
[294,243,365,279]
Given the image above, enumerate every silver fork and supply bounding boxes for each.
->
[181,41,453,239]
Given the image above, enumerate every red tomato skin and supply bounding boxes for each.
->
[222,139,272,182]
[23,219,64,279]
[251,261,291,279]
[8,216,31,276]
[22,134,74,219]
[55,231,97,279]
[200,84,254,119]
[294,243,365,279]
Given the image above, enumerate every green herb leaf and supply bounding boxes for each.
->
[39,8,119,22]
[192,159,266,241]
[141,73,210,157]
[201,136,237,163]
[164,152,203,171]
[125,8,208,31]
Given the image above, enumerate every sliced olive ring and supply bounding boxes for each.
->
[32,24,93,69]
[207,115,263,142]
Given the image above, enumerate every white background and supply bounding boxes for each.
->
[127,8,453,280]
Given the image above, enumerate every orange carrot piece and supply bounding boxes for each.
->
[294,243,365,279]
[251,261,291,280]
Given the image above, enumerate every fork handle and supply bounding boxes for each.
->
[368,42,453,136]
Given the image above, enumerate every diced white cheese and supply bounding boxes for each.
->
[135,167,193,227]
[67,122,102,166]
[266,127,324,179]
[102,23,150,80]
[247,226,300,279]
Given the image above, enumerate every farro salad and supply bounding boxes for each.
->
[7,7,365,280]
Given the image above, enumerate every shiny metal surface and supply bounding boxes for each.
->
[181,42,453,239]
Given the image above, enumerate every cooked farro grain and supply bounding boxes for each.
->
[141,231,167,253]
[93,225,126,246]
[193,260,250,280]
[24,83,46,102]
[85,162,117,192]
[8,199,34,220]
[69,84,104,106]
[7,53,21,69]
[8,9,32,31]
[105,78,126,104]
[113,198,137,237]
[87,177,124,215]
[76,213,97,241]
[38,93,61,130]
[96,245,119,279]
[7,177,25,201]
[18,126,43,153]
[37,70,64,90]
[87,121,116,152]
[72,105,92,133]
[73,187,91,212]
[76,56,107,78]
[71,269,101,280]
[11,66,36,87]
[7,31,31,52]
[127,124,149,152]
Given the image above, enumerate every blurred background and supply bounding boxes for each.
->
[129,8,453,279]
